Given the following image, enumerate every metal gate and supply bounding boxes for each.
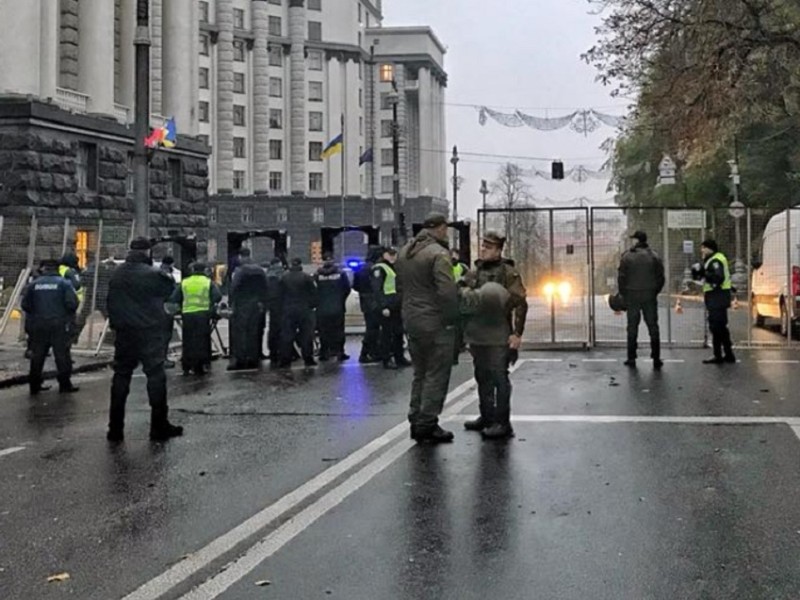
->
[478,206,800,349]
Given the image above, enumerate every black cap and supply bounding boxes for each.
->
[161,255,175,265]
[130,236,152,251]
[40,258,60,269]
[382,246,398,256]
[291,257,303,267]
[191,262,208,274]
[630,231,647,243]
[423,213,448,228]
[701,238,719,252]
[482,231,506,248]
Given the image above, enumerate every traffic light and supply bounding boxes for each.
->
[552,161,565,180]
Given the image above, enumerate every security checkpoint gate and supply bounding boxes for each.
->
[478,206,800,350]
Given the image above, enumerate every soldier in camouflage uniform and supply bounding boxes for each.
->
[461,232,528,440]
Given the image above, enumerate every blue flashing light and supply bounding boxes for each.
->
[347,260,362,269]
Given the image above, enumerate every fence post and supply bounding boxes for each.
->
[587,207,595,347]
[663,209,672,346]
[787,209,793,348]
[19,215,39,342]
[747,209,752,348]
[61,217,70,257]
[549,209,555,344]
[86,220,104,349]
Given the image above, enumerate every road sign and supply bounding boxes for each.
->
[667,210,706,229]
[728,200,745,219]
[683,240,694,255]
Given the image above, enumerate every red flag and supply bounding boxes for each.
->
[144,128,164,148]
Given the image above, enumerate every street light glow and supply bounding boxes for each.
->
[379,64,395,82]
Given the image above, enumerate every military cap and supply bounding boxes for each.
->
[423,213,448,228]
[482,231,506,248]
[130,236,152,251]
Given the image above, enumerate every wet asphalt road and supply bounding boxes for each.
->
[2,344,800,599]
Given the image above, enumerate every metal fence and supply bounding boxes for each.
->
[479,206,800,349]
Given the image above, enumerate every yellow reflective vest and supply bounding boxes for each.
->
[181,275,212,314]
[703,252,732,293]
[374,263,397,295]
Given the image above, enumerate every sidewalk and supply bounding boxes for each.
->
[0,346,113,389]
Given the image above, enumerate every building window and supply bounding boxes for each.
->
[358,3,362,22]
[381,120,393,137]
[359,117,363,136]
[234,137,246,158]
[309,172,323,192]
[269,16,282,36]
[207,238,218,261]
[209,206,218,225]
[276,207,288,223]
[381,175,393,194]
[234,104,246,126]
[233,8,245,30]
[381,148,393,166]
[269,172,283,192]
[269,139,283,160]
[199,67,209,89]
[199,1,209,23]
[269,108,283,129]
[309,111,323,131]
[269,45,283,67]
[75,230,89,269]
[308,0,321,10]
[234,170,246,192]
[233,40,246,62]
[382,208,394,222]
[241,205,253,223]
[309,142,323,161]
[309,81,323,102]
[199,101,210,122]
[359,89,362,108]
[169,159,182,198]
[200,34,210,56]
[312,206,324,223]
[234,72,246,93]
[308,21,322,41]
[269,77,282,97]
[268,0,281,4]
[126,153,134,195]
[381,92,393,110]
[308,50,323,71]
[76,143,97,191]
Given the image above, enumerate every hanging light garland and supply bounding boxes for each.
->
[478,107,627,135]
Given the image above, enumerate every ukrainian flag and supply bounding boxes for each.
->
[162,117,177,148]
[321,133,343,159]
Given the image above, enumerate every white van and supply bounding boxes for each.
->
[751,209,800,335]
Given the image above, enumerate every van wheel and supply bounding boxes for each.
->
[751,297,765,328]
[780,300,792,338]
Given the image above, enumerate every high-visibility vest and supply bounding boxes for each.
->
[703,252,732,292]
[59,264,85,303]
[453,262,466,281]
[374,263,397,295]
[181,275,212,314]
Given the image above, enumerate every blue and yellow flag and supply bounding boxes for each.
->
[321,133,343,159]
[162,117,177,148]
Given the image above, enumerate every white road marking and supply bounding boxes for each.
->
[662,359,685,363]
[120,366,503,600]
[528,358,563,362]
[0,446,25,458]
[582,359,617,363]
[757,360,800,364]
[451,414,800,427]
[171,360,527,600]
[791,426,800,441]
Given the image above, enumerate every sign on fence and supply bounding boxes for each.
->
[667,210,706,229]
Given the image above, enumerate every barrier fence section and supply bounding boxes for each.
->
[479,206,800,349]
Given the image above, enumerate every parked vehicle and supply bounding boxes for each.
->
[751,209,800,336]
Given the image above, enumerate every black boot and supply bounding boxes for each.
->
[150,406,183,441]
[482,423,515,440]
[464,416,489,431]
[414,425,455,444]
[59,383,80,393]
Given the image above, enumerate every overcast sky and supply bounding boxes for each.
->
[382,0,628,218]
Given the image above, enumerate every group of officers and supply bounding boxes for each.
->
[21,213,530,444]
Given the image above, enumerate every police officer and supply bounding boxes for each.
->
[693,239,736,364]
[228,249,269,371]
[372,247,409,370]
[353,246,382,363]
[461,232,528,440]
[106,237,181,442]
[265,258,285,365]
[451,248,468,364]
[618,230,665,369]
[279,258,318,367]
[170,263,222,375]
[22,259,79,395]
[396,213,460,444]
[314,254,351,361]
[59,253,84,345]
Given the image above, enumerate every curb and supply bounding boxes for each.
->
[0,358,113,390]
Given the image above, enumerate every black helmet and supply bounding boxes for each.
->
[608,293,627,312]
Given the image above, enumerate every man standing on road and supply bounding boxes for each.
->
[170,263,222,376]
[396,213,460,444]
[372,247,410,370]
[693,239,736,365]
[462,232,528,440]
[22,259,79,395]
[353,246,382,363]
[228,249,269,371]
[265,258,285,365]
[279,258,319,368]
[106,237,182,442]
[618,230,665,369]
[314,254,351,361]
[59,253,84,346]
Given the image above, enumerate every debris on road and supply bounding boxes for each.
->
[46,572,70,583]
[255,579,271,587]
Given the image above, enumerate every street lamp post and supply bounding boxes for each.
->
[380,63,403,245]
[133,0,151,238]
[728,158,747,287]
[479,178,489,244]
[450,146,459,247]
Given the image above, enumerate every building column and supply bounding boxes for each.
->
[79,0,115,114]
[418,68,433,198]
[252,0,270,194]
[0,1,40,96]
[118,0,136,111]
[289,0,307,195]
[162,0,196,134]
[151,0,163,115]
[216,0,235,193]
[395,64,408,203]
[39,0,59,100]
